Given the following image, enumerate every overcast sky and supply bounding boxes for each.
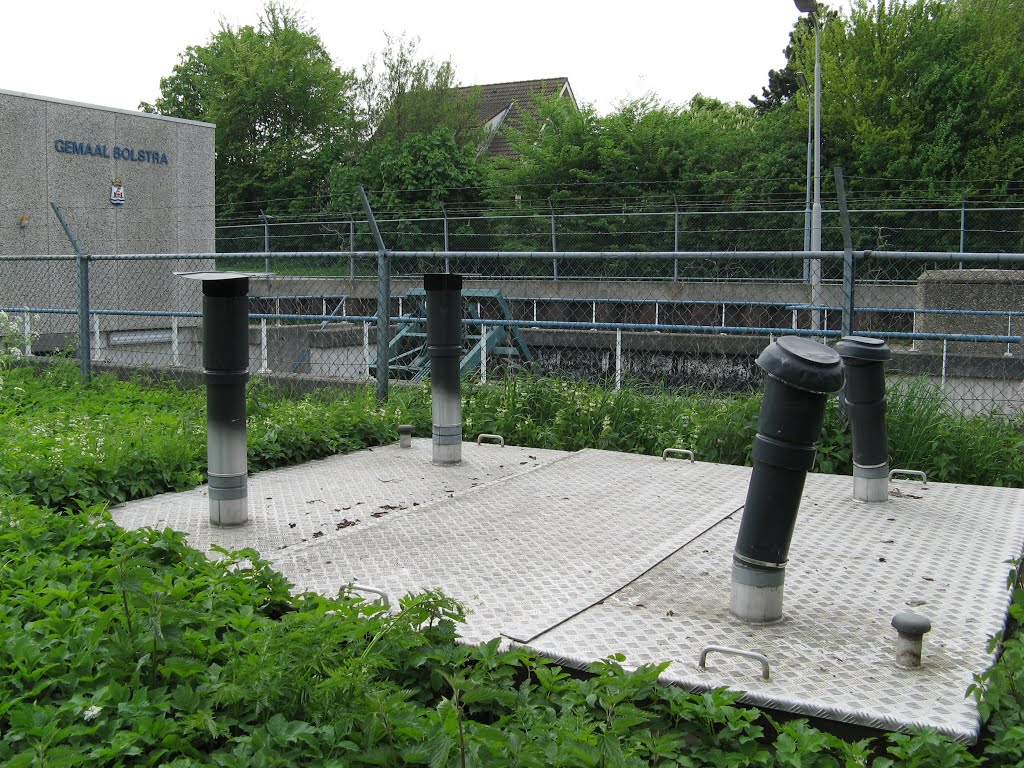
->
[3,0,826,115]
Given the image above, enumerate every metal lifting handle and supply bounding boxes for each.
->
[477,433,505,447]
[350,584,395,609]
[698,645,770,680]
[889,468,928,487]
[662,448,695,463]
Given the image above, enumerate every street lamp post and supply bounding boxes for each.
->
[795,0,823,332]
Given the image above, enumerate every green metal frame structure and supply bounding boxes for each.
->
[379,289,532,382]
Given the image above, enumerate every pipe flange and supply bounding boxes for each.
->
[835,335,892,362]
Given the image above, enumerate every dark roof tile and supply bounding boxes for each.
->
[454,78,577,157]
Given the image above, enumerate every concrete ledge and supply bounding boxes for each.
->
[916,269,1024,355]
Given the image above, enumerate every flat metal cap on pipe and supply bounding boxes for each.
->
[835,335,893,362]
[424,273,463,291]
[177,271,251,297]
[756,337,844,394]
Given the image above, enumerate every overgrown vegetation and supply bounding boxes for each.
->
[2,493,1020,766]
[3,365,1023,514]
[3,364,1024,763]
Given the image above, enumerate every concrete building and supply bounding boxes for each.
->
[0,89,215,345]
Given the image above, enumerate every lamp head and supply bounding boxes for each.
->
[794,0,816,13]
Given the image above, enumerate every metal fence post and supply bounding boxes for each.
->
[615,328,622,390]
[363,321,371,379]
[359,186,391,402]
[548,198,558,279]
[260,209,272,275]
[834,167,855,339]
[92,314,102,362]
[22,307,31,357]
[941,339,948,389]
[259,318,270,373]
[481,323,488,383]
[349,217,356,279]
[673,196,680,282]
[171,316,181,367]
[959,199,966,270]
[50,203,91,380]
[442,203,451,274]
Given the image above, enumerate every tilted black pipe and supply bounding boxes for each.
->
[731,337,844,622]
[835,336,892,502]
[197,274,250,526]
[425,273,463,465]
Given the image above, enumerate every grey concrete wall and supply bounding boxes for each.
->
[916,269,1024,355]
[0,90,215,334]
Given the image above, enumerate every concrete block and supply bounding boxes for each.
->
[916,269,1023,356]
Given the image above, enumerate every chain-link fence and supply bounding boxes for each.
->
[4,201,1024,416]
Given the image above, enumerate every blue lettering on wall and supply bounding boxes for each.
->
[56,139,169,165]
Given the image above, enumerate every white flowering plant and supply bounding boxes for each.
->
[0,310,30,390]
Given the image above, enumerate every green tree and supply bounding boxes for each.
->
[798,0,1024,198]
[750,8,841,116]
[331,127,484,214]
[329,35,484,218]
[496,94,756,203]
[143,2,360,221]
[358,34,479,145]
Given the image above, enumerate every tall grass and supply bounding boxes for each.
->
[1,365,1021,514]
[462,377,761,464]
[464,376,1024,487]
[886,382,1024,487]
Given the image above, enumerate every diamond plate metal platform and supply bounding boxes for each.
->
[114,443,1024,743]
[113,440,570,555]
[525,473,1024,743]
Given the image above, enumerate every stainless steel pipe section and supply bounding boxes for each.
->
[425,273,463,465]
[181,272,251,526]
[731,337,844,623]
[835,336,893,503]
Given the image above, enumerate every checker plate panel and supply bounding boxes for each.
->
[112,445,1024,743]
[112,440,568,554]
[526,473,1024,743]
[271,449,745,644]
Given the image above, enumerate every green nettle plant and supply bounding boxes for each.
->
[2,363,1023,764]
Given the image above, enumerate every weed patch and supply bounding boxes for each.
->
[3,366,1024,764]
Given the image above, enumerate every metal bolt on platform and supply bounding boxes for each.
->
[179,271,251,526]
[892,611,932,668]
[731,337,844,623]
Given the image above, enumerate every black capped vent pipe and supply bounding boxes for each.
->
[424,273,463,465]
[835,336,892,502]
[731,337,844,623]
[179,272,250,526]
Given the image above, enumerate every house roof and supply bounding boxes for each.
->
[454,77,576,157]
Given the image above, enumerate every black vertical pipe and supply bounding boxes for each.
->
[191,273,250,526]
[835,336,892,502]
[731,337,844,622]
[425,273,463,465]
